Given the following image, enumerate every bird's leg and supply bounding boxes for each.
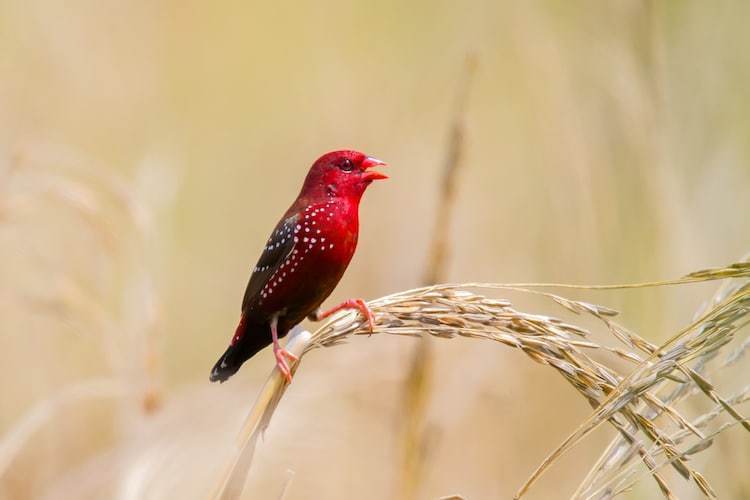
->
[271,314,298,383]
[308,299,376,332]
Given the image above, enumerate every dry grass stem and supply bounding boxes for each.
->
[0,149,169,491]
[401,52,478,500]
[0,379,128,479]
[216,260,750,499]
[421,52,477,286]
[212,329,310,500]
[574,258,750,499]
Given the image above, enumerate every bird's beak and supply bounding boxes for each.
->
[362,157,388,181]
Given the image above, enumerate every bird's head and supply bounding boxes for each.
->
[300,150,388,203]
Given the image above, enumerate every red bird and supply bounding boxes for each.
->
[210,150,387,383]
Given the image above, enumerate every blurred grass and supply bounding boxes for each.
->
[1,1,750,499]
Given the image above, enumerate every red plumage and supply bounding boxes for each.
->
[210,150,387,383]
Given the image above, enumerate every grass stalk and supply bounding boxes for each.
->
[214,260,750,499]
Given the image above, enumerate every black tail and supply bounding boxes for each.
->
[209,320,271,383]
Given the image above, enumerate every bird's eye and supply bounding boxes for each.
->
[339,159,354,172]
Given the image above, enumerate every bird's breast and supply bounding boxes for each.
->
[258,199,359,325]
[296,200,358,262]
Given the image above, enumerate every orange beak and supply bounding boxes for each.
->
[362,157,388,181]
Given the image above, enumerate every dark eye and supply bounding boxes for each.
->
[339,159,354,172]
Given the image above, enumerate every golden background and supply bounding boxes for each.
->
[1,1,749,498]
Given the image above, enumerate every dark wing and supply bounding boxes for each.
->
[241,213,299,312]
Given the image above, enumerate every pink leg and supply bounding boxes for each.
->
[308,298,376,332]
[271,314,298,383]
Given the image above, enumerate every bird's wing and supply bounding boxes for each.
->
[241,213,300,311]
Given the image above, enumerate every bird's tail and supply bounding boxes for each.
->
[209,317,271,383]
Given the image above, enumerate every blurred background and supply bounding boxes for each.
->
[1,1,749,499]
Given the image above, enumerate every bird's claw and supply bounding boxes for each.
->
[310,298,377,335]
[352,299,376,334]
[274,347,299,383]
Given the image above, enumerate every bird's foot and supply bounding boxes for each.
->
[349,298,376,333]
[310,298,376,334]
[273,346,299,383]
